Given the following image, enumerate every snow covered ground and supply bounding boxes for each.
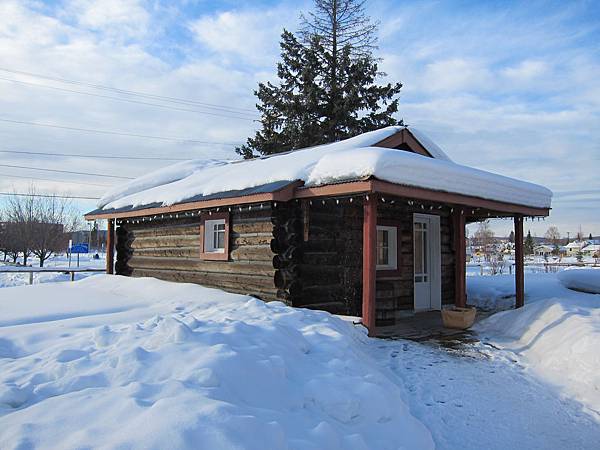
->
[0,254,105,288]
[1,271,600,449]
[0,276,432,450]
[475,269,600,420]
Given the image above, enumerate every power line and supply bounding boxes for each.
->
[0,163,133,179]
[0,149,189,161]
[0,172,111,187]
[0,192,100,200]
[0,76,257,121]
[0,118,242,146]
[0,67,257,113]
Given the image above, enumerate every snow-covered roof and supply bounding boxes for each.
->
[565,241,586,249]
[582,244,600,252]
[96,126,552,212]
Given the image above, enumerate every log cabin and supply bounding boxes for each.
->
[85,127,552,336]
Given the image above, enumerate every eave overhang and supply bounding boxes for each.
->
[86,177,550,221]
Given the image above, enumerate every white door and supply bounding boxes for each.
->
[413,214,441,311]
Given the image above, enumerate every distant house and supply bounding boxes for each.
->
[564,241,587,256]
[85,127,552,335]
[534,244,554,257]
[582,244,600,257]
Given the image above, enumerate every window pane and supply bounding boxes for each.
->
[377,247,389,265]
[217,230,225,249]
[422,230,428,275]
[377,229,390,266]
[414,230,423,274]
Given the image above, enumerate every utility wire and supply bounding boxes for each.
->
[0,67,257,113]
[0,172,112,187]
[0,163,133,179]
[0,76,257,121]
[0,192,100,200]
[0,149,189,161]
[0,118,242,146]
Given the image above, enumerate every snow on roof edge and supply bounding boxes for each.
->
[96,126,552,212]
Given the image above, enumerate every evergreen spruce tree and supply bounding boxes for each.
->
[524,230,535,255]
[508,230,515,243]
[589,232,593,241]
[237,0,402,158]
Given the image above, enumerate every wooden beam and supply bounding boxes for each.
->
[106,218,114,275]
[514,215,525,308]
[294,180,372,199]
[294,179,550,217]
[453,210,466,307]
[84,181,303,220]
[362,195,377,336]
[373,128,432,158]
[371,180,550,217]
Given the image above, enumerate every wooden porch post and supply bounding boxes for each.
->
[453,209,466,307]
[514,215,524,308]
[362,195,377,336]
[106,218,115,275]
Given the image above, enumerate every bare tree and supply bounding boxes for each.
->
[4,187,81,267]
[544,226,561,244]
[300,0,378,58]
[31,195,81,267]
[4,190,36,265]
[474,220,495,262]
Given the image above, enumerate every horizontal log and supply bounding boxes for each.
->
[132,246,200,258]
[131,234,200,249]
[127,256,276,276]
[230,245,273,262]
[130,268,277,293]
[127,222,200,237]
[231,234,273,246]
[231,221,273,234]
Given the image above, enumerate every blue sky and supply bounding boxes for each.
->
[0,0,598,238]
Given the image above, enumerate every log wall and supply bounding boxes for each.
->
[114,198,457,327]
[115,206,280,301]
[292,200,363,315]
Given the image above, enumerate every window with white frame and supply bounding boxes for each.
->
[376,225,398,270]
[204,219,226,253]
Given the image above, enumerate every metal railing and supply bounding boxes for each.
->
[0,268,105,285]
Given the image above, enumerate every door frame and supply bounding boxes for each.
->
[413,213,442,311]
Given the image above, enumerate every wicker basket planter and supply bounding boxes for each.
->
[441,307,477,330]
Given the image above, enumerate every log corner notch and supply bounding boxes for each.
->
[453,208,466,308]
[106,218,115,275]
[362,195,377,336]
[514,215,525,308]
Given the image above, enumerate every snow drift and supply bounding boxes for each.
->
[97,126,552,211]
[474,273,600,418]
[557,267,600,294]
[0,276,433,450]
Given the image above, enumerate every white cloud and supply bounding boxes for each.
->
[502,60,548,81]
[65,0,151,40]
[189,8,297,66]
[420,58,492,93]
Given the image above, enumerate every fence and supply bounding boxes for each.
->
[468,261,600,276]
[0,268,105,285]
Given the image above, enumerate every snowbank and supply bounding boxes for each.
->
[98,127,552,211]
[557,267,600,294]
[0,276,433,450]
[474,273,600,418]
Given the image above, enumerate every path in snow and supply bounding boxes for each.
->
[371,337,600,450]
